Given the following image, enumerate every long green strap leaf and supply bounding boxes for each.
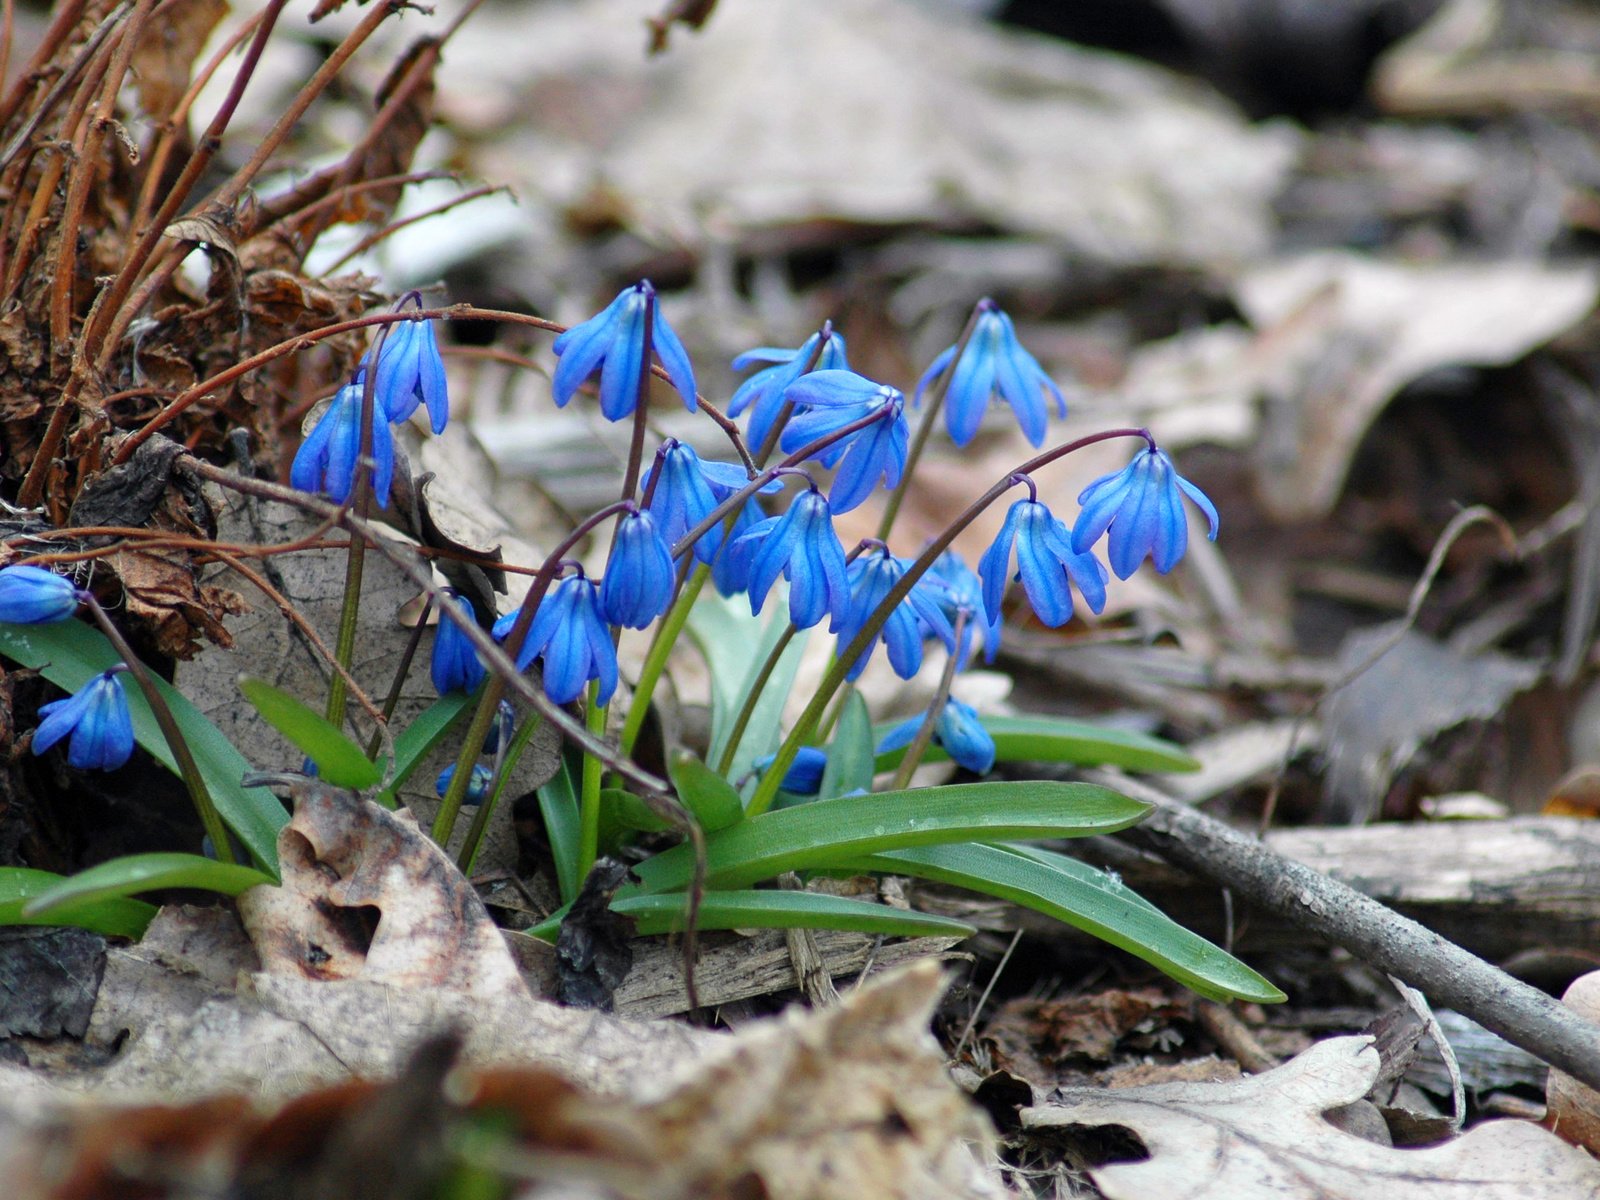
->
[537,753,584,906]
[0,621,286,872]
[0,867,156,939]
[628,781,1149,895]
[612,890,975,938]
[845,842,1285,1004]
[874,714,1199,774]
[21,852,273,919]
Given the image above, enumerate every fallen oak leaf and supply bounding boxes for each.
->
[1024,1035,1600,1200]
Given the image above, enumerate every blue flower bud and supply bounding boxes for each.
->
[373,315,449,433]
[431,590,486,696]
[0,565,82,624]
[600,509,675,629]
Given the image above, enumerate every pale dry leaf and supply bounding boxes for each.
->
[1024,1035,1600,1200]
[1235,252,1599,520]
[237,780,525,999]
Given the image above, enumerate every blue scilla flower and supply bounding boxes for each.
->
[877,697,996,775]
[729,327,850,453]
[600,508,675,629]
[374,314,448,433]
[33,668,134,770]
[0,565,82,624]
[754,746,828,795]
[746,486,850,632]
[431,590,486,696]
[290,376,395,508]
[779,371,909,514]
[1071,445,1220,579]
[836,548,956,681]
[711,502,774,597]
[644,439,721,564]
[436,762,493,805]
[926,550,1001,667]
[979,493,1108,628]
[494,573,617,706]
[915,300,1066,448]
[551,281,697,420]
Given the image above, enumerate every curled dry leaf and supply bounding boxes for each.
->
[237,778,526,999]
[1546,970,1600,1153]
[1025,1035,1600,1200]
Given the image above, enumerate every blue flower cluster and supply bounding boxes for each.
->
[292,302,449,509]
[419,287,1218,737]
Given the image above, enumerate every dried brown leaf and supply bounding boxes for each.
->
[130,0,229,118]
[237,780,528,1000]
[1026,1036,1600,1200]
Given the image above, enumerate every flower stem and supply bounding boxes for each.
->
[713,622,797,777]
[875,301,986,542]
[578,680,607,879]
[746,426,1151,817]
[80,597,235,865]
[619,562,709,756]
[366,596,432,760]
[889,609,967,791]
[457,713,542,873]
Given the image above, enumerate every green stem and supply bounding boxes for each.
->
[714,622,797,777]
[747,426,1153,817]
[889,609,967,790]
[875,301,986,542]
[81,598,235,865]
[457,713,542,873]
[578,681,607,879]
[366,596,432,760]
[620,562,709,756]
[431,678,499,846]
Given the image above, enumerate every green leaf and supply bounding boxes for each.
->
[844,842,1285,1004]
[537,752,584,905]
[667,750,744,832]
[239,677,379,789]
[627,781,1149,896]
[599,788,674,844]
[0,620,286,872]
[819,690,875,800]
[0,867,156,939]
[380,690,473,803]
[21,853,273,920]
[874,714,1199,775]
[612,889,976,938]
[692,594,810,780]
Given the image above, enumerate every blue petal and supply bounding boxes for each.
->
[977,499,1026,624]
[783,369,890,409]
[992,327,1047,447]
[651,303,698,411]
[1014,504,1075,627]
[1071,463,1138,555]
[913,345,956,408]
[943,327,997,447]
[731,346,798,372]
[551,290,630,406]
[1176,471,1221,540]
[597,293,648,420]
[875,716,921,755]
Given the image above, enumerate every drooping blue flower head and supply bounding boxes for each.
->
[979,493,1108,628]
[431,590,486,696]
[600,508,676,629]
[551,280,697,420]
[1071,445,1220,579]
[754,745,828,795]
[835,547,956,681]
[373,313,449,433]
[0,565,82,624]
[33,668,134,771]
[926,550,1001,667]
[729,326,850,453]
[643,439,722,564]
[746,486,850,632]
[290,375,395,508]
[915,300,1066,448]
[493,572,617,706]
[779,371,909,514]
[711,502,774,598]
[436,762,493,805]
[877,697,996,775]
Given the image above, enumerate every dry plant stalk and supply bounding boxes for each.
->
[0,0,456,657]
